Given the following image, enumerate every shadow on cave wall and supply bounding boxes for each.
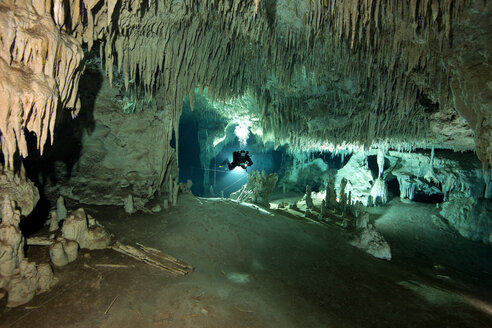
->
[20,49,103,230]
[23,50,101,189]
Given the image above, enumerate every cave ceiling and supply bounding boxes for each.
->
[0,0,491,170]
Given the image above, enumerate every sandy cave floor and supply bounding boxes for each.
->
[1,193,492,328]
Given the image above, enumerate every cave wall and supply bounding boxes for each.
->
[42,62,178,207]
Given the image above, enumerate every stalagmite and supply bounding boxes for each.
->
[305,185,314,210]
[61,208,111,250]
[0,196,57,307]
[49,211,59,232]
[370,178,388,205]
[49,241,70,267]
[56,196,68,222]
[377,149,385,178]
[398,175,417,200]
[49,238,79,266]
[124,195,136,214]
[319,200,327,220]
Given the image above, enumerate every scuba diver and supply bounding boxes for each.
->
[219,150,253,170]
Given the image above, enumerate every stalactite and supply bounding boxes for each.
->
[1,0,488,172]
[0,1,84,168]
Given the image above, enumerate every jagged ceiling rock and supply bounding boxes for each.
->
[1,0,491,170]
[98,0,491,167]
[0,0,84,168]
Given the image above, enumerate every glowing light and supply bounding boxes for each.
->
[230,166,248,175]
[234,122,250,146]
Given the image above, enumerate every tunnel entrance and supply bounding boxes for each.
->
[177,96,287,198]
[177,106,204,196]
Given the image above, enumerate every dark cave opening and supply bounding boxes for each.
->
[387,176,400,198]
[412,191,444,204]
[177,108,203,196]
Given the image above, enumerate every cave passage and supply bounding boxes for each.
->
[1,1,491,326]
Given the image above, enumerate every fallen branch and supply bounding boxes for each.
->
[234,306,255,313]
[111,242,193,276]
[104,296,118,315]
[95,264,134,268]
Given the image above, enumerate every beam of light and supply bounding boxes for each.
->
[230,166,248,176]
[234,122,250,146]
[218,166,248,195]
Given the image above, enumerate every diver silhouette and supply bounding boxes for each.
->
[219,150,253,170]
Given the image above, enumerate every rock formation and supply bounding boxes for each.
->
[0,0,84,170]
[0,196,57,307]
[231,170,278,207]
[49,238,79,267]
[61,208,111,250]
[350,223,392,261]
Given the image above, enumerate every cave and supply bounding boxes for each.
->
[1,1,492,327]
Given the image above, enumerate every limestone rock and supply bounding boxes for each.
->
[63,240,79,262]
[49,241,69,267]
[305,185,314,210]
[440,195,492,244]
[36,264,57,294]
[86,227,112,250]
[356,212,370,230]
[124,195,136,215]
[49,211,59,231]
[179,180,193,193]
[0,1,84,169]
[0,170,39,216]
[335,153,375,206]
[62,209,89,247]
[49,238,79,266]
[43,75,178,208]
[370,178,388,205]
[56,196,68,222]
[0,198,24,281]
[351,225,392,261]
[7,260,38,308]
[230,170,278,206]
[61,208,111,250]
[0,174,56,307]
[151,204,162,213]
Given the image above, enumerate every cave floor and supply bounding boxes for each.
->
[2,193,492,328]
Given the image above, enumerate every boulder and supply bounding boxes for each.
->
[351,224,392,261]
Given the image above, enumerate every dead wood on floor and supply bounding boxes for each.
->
[111,241,193,275]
